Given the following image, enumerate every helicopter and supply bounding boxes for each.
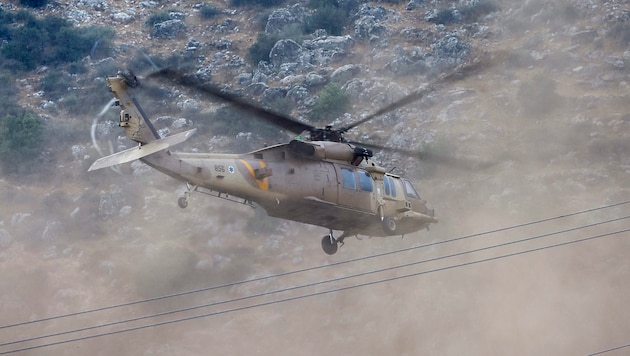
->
[88,68,453,255]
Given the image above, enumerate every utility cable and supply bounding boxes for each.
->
[2,214,628,348]
[2,227,627,354]
[2,199,628,331]
[587,342,630,355]
[2,218,628,354]
[3,214,628,349]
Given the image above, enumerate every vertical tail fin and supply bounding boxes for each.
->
[107,72,160,144]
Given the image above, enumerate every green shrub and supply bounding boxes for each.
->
[0,71,18,98]
[19,0,47,8]
[199,3,221,19]
[192,105,279,139]
[0,72,21,118]
[248,33,280,64]
[303,6,347,35]
[303,0,349,35]
[145,11,171,27]
[429,9,460,25]
[428,0,499,25]
[39,72,70,100]
[0,13,114,70]
[309,83,350,123]
[0,111,45,174]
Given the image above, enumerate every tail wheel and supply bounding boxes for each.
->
[382,217,397,235]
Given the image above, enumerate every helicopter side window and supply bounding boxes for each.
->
[390,177,397,197]
[384,176,397,197]
[403,179,420,199]
[341,167,357,190]
[358,169,373,192]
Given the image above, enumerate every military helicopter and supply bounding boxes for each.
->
[89,68,453,255]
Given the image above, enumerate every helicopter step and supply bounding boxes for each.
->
[178,183,255,209]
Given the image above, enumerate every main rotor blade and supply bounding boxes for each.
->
[339,87,433,133]
[339,59,489,133]
[148,68,315,135]
[348,140,497,170]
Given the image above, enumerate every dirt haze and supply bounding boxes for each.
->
[2,0,630,355]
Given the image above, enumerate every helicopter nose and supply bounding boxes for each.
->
[410,211,439,224]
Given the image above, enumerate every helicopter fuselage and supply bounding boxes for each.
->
[139,140,437,238]
[91,74,437,254]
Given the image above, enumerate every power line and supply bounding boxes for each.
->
[3,227,628,354]
[2,199,628,331]
[1,222,627,354]
[5,214,626,349]
[587,343,630,355]
[3,214,628,349]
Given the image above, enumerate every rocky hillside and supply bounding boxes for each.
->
[1,0,630,355]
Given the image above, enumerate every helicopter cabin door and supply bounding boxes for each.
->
[336,166,375,212]
[314,161,338,203]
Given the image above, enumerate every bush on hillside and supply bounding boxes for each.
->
[199,3,221,19]
[248,33,280,64]
[303,5,347,35]
[309,83,350,123]
[303,0,349,36]
[190,105,279,140]
[145,11,171,27]
[0,111,45,175]
[19,0,47,8]
[1,13,114,71]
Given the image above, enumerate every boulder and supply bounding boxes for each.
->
[269,39,303,67]
[302,35,354,51]
[153,20,186,39]
[353,4,389,43]
[406,0,424,10]
[331,64,361,85]
[265,4,307,35]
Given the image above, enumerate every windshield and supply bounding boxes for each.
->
[403,179,420,199]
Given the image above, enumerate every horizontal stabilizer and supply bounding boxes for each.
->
[88,129,196,172]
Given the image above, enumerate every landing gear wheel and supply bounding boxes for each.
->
[382,217,397,235]
[321,235,338,255]
[178,197,188,209]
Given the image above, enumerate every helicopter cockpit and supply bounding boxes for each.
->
[402,179,421,200]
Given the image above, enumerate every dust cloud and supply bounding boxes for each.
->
[2,0,630,355]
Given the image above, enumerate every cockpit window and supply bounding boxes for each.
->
[403,179,420,199]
